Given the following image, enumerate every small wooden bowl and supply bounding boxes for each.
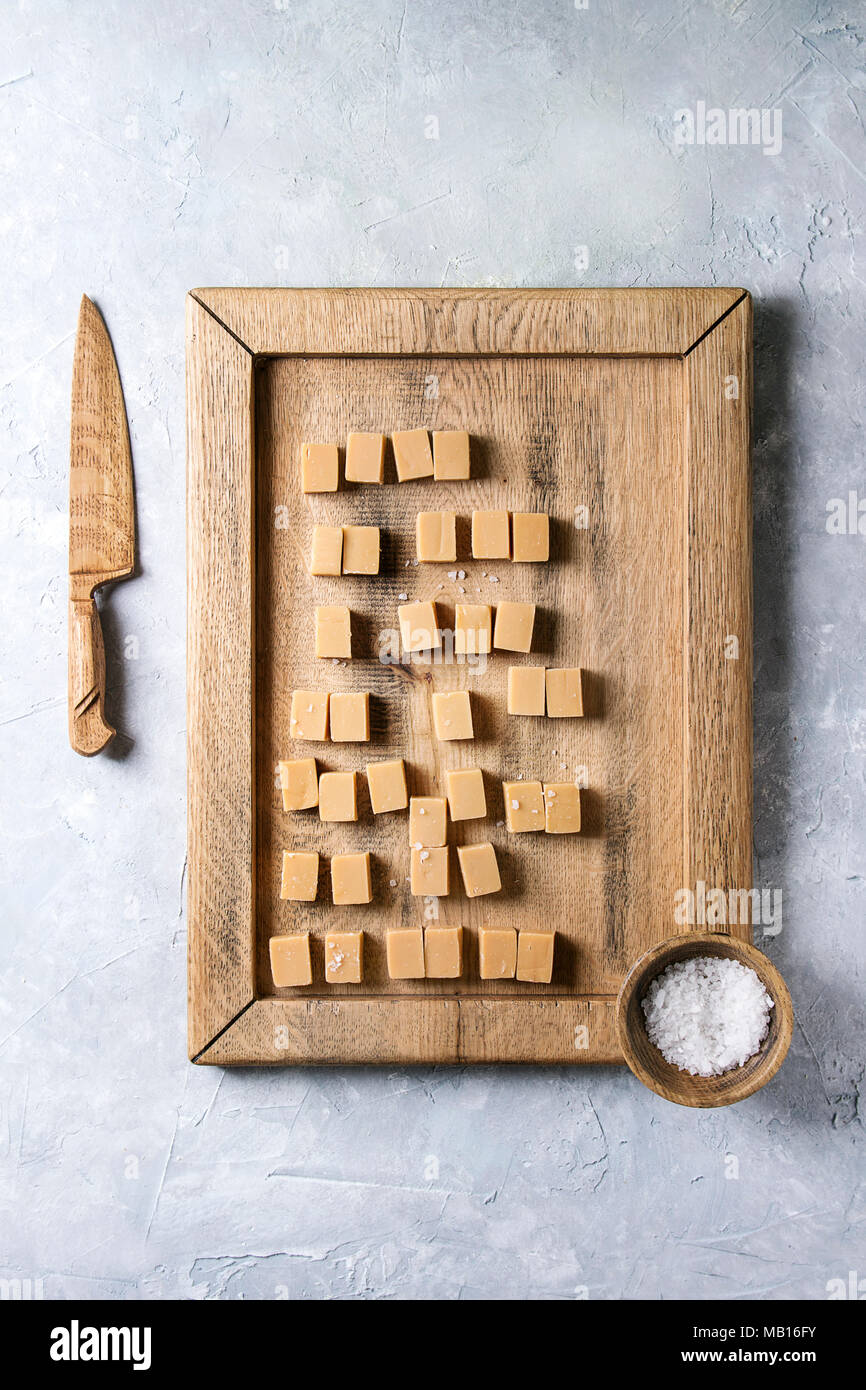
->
[616,933,793,1108]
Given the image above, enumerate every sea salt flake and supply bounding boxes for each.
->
[641,956,773,1077]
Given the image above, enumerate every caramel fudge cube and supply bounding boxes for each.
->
[392,428,433,482]
[507,666,546,715]
[270,933,312,987]
[503,780,545,832]
[543,783,582,834]
[424,925,463,978]
[471,509,510,559]
[310,525,343,576]
[386,927,426,979]
[324,930,364,983]
[315,606,352,659]
[457,841,501,897]
[410,846,450,896]
[445,767,486,821]
[432,430,470,481]
[280,851,319,901]
[345,432,385,484]
[409,796,447,848]
[545,667,584,717]
[516,930,555,983]
[416,511,457,562]
[331,851,372,905]
[398,600,441,652]
[493,601,535,653]
[432,690,473,740]
[366,759,408,814]
[329,691,370,742]
[342,525,380,575]
[301,442,339,493]
[290,690,329,741]
[318,771,358,821]
[511,512,549,562]
[279,757,318,811]
[478,927,517,980]
[455,603,492,656]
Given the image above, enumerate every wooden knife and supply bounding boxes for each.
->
[68,295,135,755]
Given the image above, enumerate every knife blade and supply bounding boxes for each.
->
[68,294,135,755]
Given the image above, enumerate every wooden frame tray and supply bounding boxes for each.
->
[186,288,752,1066]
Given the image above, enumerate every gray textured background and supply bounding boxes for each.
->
[1,0,864,1301]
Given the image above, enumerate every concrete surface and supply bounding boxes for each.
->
[1,0,864,1301]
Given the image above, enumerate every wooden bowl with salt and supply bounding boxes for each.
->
[616,933,793,1108]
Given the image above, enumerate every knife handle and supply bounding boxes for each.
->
[68,595,115,756]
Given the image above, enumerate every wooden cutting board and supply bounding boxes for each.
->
[186,288,752,1066]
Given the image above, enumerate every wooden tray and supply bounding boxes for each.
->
[186,288,752,1066]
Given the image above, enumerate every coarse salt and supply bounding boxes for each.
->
[641,955,773,1077]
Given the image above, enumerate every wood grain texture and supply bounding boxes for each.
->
[186,296,256,1058]
[186,288,753,1066]
[191,287,744,359]
[198,996,620,1066]
[254,354,684,1001]
[68,294,135,755]
[684,296,753,929]
[68,597,113,754]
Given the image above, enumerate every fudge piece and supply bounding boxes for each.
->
[392,429,433,482]
[279,757,318,811]
[345,432,385,484]
[478,927,517,980]
[318,771,358,821]
[324,931,364,983]
[516,930,555,983]
[280,851,319,901]
[410,846,450,896]
[301,442,339,493]
[416,511,457,562]
[342,525,379,575]
[432,430,470,481]
[511,512,549,562]
[502,780,545,832]
[545,668,584,717]
[455,603,492,656]
[432,690,473,740]
[315,606,352,659]
[310,525,343,576]
[457,842,501,897]
[290,690,329,740]
[386,928,426,978]
[366,759,408,814]
[493,601,535,653]
[409,796,447,848]
[445,767,486,821]
[270,933,312,987]
[507,666,546,715]
[398,600,441,653]
[331,851,373,905]
[543,783,582,834]
[471,510,510,559]
[424,926,463,978]
[329,691,370,742]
